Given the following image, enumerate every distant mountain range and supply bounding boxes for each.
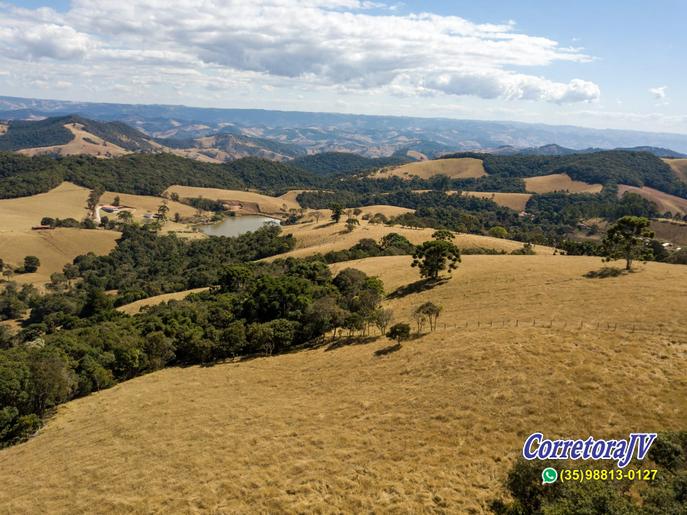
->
[1,95,687,159]
[483,143,686,158]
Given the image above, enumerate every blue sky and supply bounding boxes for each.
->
[0,0,685,134]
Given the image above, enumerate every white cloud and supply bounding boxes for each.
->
[650,86,667,100]
[0,0,599,104]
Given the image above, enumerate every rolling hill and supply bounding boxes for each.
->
[1,254,685,512]
[372,158,487,180]
[4,95,687,154]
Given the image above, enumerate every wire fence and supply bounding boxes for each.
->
[432,318,687,338]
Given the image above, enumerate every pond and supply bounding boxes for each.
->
[198,215,281,237]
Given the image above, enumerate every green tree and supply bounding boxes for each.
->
[387,322,410,344]
[87,187,103,217]
[331,203,344,223]
[488,226,509,239]
[117,210,133,224]
[112,195,121,207]
[22,256,40,273]
[412,240,461,280]
[345,217,360,232]
[157,201,170,225]
[602,216,654,270]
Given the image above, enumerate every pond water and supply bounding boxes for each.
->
[199,215,281,237]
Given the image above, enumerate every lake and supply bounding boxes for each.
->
[199,215,281,237]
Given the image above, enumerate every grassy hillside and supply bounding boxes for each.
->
[0,115,155,153]
[275,216,540,260]
[617,185,687,215]
[0,153,323,199]
[448,150,687,198]
[373,157,486,180]
[1,254,685,512]
[665,158,687,184]
[523,173,603,194]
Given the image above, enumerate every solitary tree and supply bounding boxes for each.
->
[157,201,170,225]
[23,256,40,273]
[312,210,322,224]
[416,302,442,331]
[345,218,360,232]
[489,226,509,239]
[387,322,411,345]
[331,204,344,223]
[113,195,121,207]
[412,240,461,280]
[602,216,654,271]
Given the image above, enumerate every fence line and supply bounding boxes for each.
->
[351,319,686,339]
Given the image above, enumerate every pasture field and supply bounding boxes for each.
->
[524,173,603,194]
[373,157,487,180]
[1,254,685,513]
[0,229,119,287]
[275,217,546,260]
[462,191,532,211]
[0,183,120,286]
[618,185,687,215]
[664,158,687,183]
[164,185,300,215]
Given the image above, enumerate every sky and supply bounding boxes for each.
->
[0,0,685,133]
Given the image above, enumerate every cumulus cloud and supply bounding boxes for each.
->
[650,86,667,100]
[0,0,600,104]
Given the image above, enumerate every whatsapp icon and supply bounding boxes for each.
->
[542,467,558,484]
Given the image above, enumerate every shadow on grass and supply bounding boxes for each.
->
[325,335,379,352]
[387,277,448,299]
[374,343,402,357]
[584,267,628,279]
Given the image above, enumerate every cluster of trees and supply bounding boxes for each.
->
[0,256,41,284]
[0,237,387,447]
[490,432,687,514]
[307,233,416,264]
[17,225,296,331]
[291,152,409,176]
[446,150,686,198]
[0,152,325,200]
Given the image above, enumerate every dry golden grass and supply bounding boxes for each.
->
[0,183,119,286]
[462,191,532,211]
[116,287,210,315]
[1,254,685,513]
[618,185,687,215]
[275,218,546,260]
[0,182,91,232]
[406,150,428,160]
[664,158,687,184]
[0,229,118,287]
[374,158,487,180]
[164,185,300,215]
[17,123,129,158]
[524,173,603,194]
